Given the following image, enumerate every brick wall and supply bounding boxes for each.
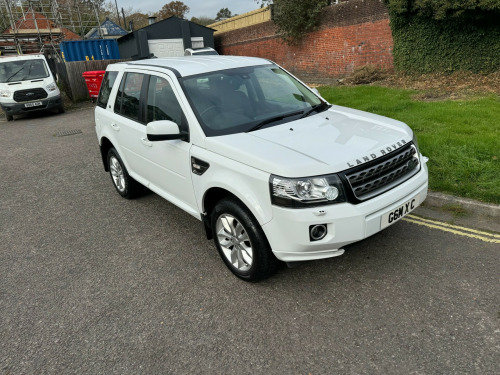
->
[215,0,393,83]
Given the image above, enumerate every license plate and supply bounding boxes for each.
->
[381,195,420,229]
[24,101,42,108]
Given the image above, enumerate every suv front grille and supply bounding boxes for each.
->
[344,143,420,201]
[13,88,48,102]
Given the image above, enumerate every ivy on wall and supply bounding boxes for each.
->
[384,0,500,73]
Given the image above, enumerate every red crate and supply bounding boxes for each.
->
[82,70,106,99]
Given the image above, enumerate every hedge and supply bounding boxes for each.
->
[389,11,500,73]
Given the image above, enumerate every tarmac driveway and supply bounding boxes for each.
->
[1,109,499,374]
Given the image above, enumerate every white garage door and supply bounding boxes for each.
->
[148,39,184,57]
[191,37,204,49]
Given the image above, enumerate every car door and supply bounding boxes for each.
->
[110,71,149,180]
[136,73,198,217]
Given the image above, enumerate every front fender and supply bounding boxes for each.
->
[191,146,273,225]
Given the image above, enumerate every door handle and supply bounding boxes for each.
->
[110,123,120,131]
[141,137,153,147]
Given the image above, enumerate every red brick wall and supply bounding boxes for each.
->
[215,0,393,83]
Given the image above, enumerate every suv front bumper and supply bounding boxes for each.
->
[262,162,429,262]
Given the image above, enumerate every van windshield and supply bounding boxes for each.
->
[0,59,49,83]
[181,65,325,136]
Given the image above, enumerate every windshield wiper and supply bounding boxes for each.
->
[246,110,304,132]
[6,67,24,82]
[299,102,331,119]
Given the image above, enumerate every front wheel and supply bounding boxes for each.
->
[107,148,141,199]
[211,197,278,282]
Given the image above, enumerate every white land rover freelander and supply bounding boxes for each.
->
[95,56,428,281]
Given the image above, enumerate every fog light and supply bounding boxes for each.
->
[310,224,327,241]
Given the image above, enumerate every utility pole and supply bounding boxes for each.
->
[121,7,126,31]
[114,0,121,27]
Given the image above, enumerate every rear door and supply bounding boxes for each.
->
[109,70,148,178]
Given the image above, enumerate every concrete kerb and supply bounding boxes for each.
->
[423,190,500,219]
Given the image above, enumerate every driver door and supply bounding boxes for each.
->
[136,73,198,216]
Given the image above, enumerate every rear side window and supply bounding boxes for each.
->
[114,72,145,121]
[96,71,118,109]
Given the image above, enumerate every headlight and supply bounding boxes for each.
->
[412,133,420,151]
[0,89,11,98]
[412,133,421,158]
[46,82,57,92]
[270,174,346,208]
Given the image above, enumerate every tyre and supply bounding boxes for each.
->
[58,104,65,114]
[6,114,13,121]
[211,197,278,282]
[106,148,141,199]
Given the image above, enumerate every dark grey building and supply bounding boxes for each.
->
[117,16,215,60]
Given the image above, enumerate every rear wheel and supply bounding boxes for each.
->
[107,148,141,199]
[211,197,278,281]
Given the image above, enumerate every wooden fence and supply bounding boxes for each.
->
[54,59,129,101]
[208,7,271,35]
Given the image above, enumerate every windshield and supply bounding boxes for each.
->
[0,59,49,83]
[181,65,324,136]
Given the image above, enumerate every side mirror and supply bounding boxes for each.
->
[147,120,189,142]
[311,87,325,101]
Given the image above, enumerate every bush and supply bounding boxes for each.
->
[342,65,389,85]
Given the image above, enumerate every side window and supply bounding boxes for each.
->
[113,75,125,114]
[114,72,145,121]
[97,71,118,109]
[146,75,184,128]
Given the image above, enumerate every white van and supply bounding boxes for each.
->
[184,47,218,56]
[0,54,64,121]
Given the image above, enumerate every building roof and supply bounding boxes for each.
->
[85,18,127,39]
[117,55,271,77]
[118,16,214,43]
[2,11,80,40]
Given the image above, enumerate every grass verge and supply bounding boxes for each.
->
[318,85,500,205]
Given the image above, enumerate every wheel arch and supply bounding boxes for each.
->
[202,187,267,241]
[202,187,236,240]
[99,137,114,172]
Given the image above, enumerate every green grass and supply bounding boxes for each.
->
[318,86,500,204]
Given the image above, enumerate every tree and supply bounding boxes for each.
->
[158,1,190,20]
[101,3,152,30]
[126,12,151,29]
[190,16,216,26]
[262,0,329,43]
[215,8,232,21]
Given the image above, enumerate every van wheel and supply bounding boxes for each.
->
[211,197,278,282]
[6,114,13,121]
[107,148,141,199]
[58,104,65,114]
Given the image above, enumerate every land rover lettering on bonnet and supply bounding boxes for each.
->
[95,56,429,281]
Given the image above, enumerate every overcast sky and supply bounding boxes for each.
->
[116,0,261,19]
